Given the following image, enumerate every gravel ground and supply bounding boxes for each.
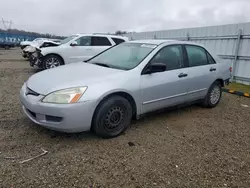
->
[0,49,250,188]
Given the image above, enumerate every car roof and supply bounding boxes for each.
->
[127,39,205,47]
[73,33,128,40]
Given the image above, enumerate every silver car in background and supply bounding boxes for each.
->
[20,40,231,138]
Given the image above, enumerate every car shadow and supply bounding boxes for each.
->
[47,129,99,140]
[133,102,202,126]
[33,68,43,73]
[23,101,203,141]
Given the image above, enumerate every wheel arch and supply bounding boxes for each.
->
[214,78,224,87]
[43,53,65,65]
[92,91,137,123]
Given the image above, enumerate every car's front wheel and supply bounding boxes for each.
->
[43,54,64,69]
[92,96,132,138]
[203,81,222,108]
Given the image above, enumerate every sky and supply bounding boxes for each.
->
[1,0,250,36]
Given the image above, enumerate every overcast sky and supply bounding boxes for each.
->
[1,0,250,36]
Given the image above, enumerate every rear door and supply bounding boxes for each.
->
[184,45,218,101]
[67,36,93,63]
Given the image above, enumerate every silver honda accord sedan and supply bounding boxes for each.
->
[20,40,231,138]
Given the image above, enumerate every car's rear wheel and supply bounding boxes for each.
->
[203,81,222,108]
[43,54,64,69]
[92,96,132,138]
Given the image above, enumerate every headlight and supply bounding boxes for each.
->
[29,47,36,53]
[42,87,87,104]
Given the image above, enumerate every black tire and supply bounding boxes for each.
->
[92,96,132,138]
[203,81,222,108]
[42,54,64,70]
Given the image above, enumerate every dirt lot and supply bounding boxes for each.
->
[0,48,250,188]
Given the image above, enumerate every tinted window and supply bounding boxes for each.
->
[207,52,216,64]
[75,36,91,46]
[151,45,184,71]
[112,38,125,45]
[91,37,112,46]
[186,45,208,67]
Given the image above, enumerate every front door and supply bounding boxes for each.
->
[140,45,189,114]
[68,36,94,63]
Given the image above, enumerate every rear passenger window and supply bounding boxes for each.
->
[151,45,184,71]
[186,45,208,67]
[111,38,125,45]
[207,52,216,64]
[91,37,112,46]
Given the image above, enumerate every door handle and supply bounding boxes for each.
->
[178,73,188,78]
[210,67,217,72]
[86,48,92,50]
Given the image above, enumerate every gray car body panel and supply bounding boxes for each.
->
[21,40,231,132]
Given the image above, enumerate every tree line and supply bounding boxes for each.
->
[0,28,65,39]
[0,28,133,39]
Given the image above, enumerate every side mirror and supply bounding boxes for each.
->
[70,41,78,47]
[144,63,166,74]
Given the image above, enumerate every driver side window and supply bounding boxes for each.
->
[150,45,184,71]
[75,36,91,46]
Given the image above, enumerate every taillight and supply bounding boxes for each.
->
[229,67,232,73]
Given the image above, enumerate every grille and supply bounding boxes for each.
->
[26,87,40,96]
[46,115,63,122]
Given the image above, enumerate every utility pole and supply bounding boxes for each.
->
[1,18,13,30]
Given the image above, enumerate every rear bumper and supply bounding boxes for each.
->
[224,78,230,86]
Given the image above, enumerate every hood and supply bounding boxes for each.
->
[27,62,124,95]
[24,45,36,53]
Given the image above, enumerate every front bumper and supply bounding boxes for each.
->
[19,84,96,133]
[22,51,29,58]
[29,51,43,68]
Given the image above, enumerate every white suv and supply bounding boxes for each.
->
[31,34,128,69]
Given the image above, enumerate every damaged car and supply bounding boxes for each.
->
[22,39,61,59]
[29,34,128,69]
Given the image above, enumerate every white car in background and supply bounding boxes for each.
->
[31,34,128,69]
[22,39,61,58]
[20,38,46,49]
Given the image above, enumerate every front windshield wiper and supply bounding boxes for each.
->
[90,62,128,71]
[92,62,110,68]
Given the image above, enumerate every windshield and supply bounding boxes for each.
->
[60,35,78,45]
[88,43,157,70]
